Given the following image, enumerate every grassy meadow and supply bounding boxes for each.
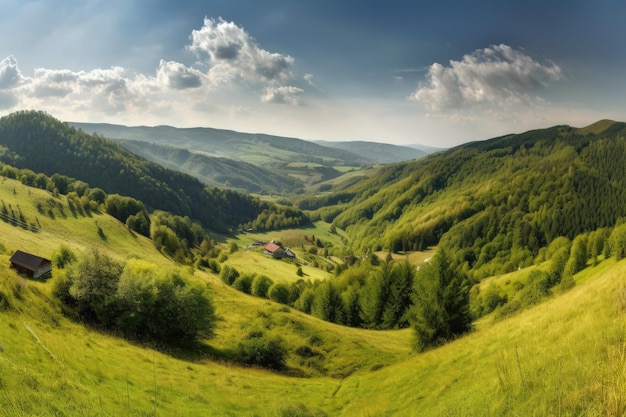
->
[1,176,626,415]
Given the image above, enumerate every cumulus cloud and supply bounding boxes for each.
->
[410,44,563,112]
[0,55,30,89]
[0,17,307,122]
[261,86,303,105]
[188,17,294,84]
[157,60,203,89]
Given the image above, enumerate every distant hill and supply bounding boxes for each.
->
[0,111,288,232]
[407,143,447,154]
[69,122,369,168]
[116,139,304,195]
[312,140,427,163]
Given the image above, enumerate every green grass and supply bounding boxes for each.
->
[2,177,626,415]
[224,222,350,283]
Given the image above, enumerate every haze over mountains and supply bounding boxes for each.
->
[69,122,432,193]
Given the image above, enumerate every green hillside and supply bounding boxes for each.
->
[116,139,304,194]
[69,121,367,167]
[312,121,626,278]
[313,140,427,163]
[1,175,625,415]
[0,111,311,233]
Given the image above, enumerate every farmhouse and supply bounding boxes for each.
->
[9,250,52,279]
[263,241,296,259]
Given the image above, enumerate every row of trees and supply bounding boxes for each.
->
[221,252,472,351]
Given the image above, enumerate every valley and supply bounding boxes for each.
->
[1,111,626,415]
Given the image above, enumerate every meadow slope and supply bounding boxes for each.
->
[1,176,625,416]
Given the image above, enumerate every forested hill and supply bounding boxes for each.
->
[0,111,271,231]
[116,139,303,194]
[313,140,427,163]
[309,120,626,278]
[69,122,368,166]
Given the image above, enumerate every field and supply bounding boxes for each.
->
[1,177,626,415]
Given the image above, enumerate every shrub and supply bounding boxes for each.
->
[52,244,76,269]
[251,275,273,298]
[220,265,240,285]
[268,282,291,304]
[232,273,254,294]
[236,332,288,370]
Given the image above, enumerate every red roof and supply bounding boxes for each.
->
[264,242,281,253]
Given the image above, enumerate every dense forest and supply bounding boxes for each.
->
[0,111,310,233]
[308,120,626,279]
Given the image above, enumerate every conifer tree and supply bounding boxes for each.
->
[410,250,472,352]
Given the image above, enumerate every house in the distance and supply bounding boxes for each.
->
[263,241,295,259]
[9,250,52,279]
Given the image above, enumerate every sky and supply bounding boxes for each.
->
[0,0,624,147]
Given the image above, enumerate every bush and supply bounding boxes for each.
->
[251,275,273,298]
[236,332,288,370]
[232,273,254,294]
[268,282,291,304]
[220,265,240,285]
[52,244,76,269]
[68,249,123,326]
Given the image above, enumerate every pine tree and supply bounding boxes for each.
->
[409,250,472,352]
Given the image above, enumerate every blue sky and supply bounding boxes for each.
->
[0,0,624,146]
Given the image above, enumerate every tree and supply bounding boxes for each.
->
[381,260,415,328]
[251,275,274,298]
[409,250,472,352]
[268,282,291,304]
[68,249,123,326]
[359,262,391,328]
[312,281,345,324]
[563,234,588,278]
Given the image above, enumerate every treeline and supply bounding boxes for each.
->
[220,252,472,351]
[53,248,215,346]
[0,111,307,233]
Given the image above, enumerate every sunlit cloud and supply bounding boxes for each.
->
[410,44,563,112]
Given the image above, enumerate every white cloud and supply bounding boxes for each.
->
[0,55,30,89]
[156,60,203,89]
[0,17,309,128]
[261,86,303,105]
[188,17,294,84]
[410,44,563,112]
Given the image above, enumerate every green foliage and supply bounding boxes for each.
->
[52,244,76,269]
[235,332,288,370]
[311,281,345,324]
[220,265,240,285]
[268,282,291,304]
[67,249,123,326]
[104,194,145,224]
[410,251,472,352]
[232,273,254,294]
[607,223,626,259]
[251,275,274,298]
